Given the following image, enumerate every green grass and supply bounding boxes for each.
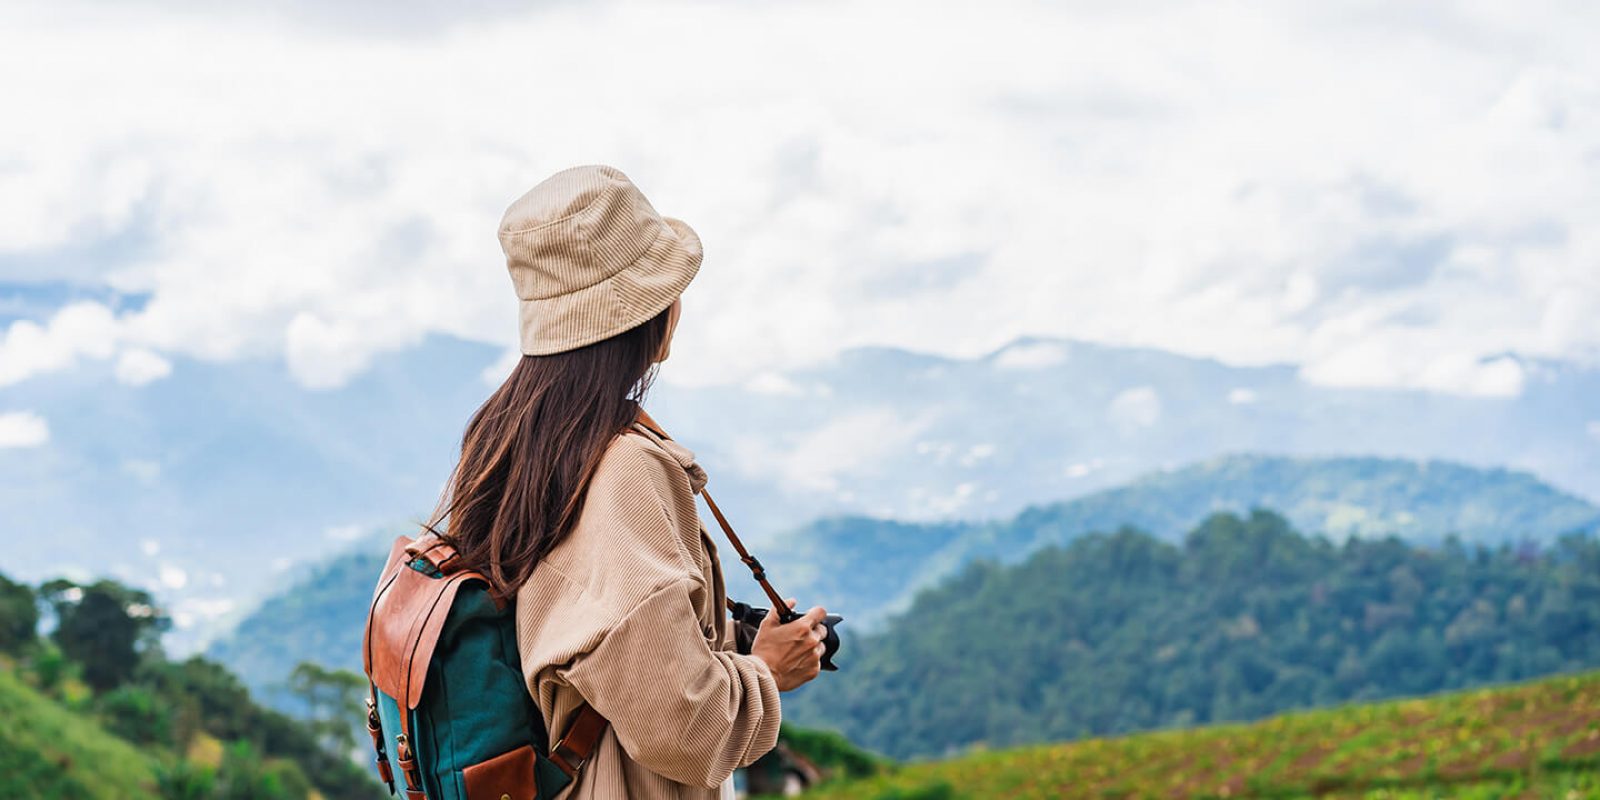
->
[0,667,162,800]
[799,671,1600,799]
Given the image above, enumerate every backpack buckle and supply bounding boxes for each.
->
[550,740,589,776]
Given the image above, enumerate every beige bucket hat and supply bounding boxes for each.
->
[498,165,702,355]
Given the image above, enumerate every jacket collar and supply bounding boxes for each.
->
[628,421,708,495]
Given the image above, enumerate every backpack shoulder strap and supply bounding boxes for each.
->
[548,704,609,778]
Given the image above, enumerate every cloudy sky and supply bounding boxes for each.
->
[3,0,1596,417]
[4,0,1599,646]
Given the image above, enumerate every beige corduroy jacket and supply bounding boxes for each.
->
[515,422,781,799]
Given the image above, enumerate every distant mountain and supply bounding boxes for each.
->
[651,337,1600,538]
[757,454,1600,624]
[205,549,387,713]
[209,454,1599,707]
[782,511,1600,760]
[7,334,1599,651]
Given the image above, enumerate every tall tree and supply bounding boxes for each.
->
[287,660,366,754]
[39,579,170,692]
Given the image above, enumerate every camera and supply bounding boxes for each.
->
[729,600,844,671]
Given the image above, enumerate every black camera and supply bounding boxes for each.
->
[729,601,844,671]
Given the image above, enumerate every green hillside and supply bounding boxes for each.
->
[0,572,382,800]
[770,455,1600,625]
[0,666,162,800]
[785,510,1600,760]
[797,670,1600,799]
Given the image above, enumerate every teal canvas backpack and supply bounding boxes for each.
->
[361,533,609,800]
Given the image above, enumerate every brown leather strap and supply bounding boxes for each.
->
[406,532,461,573]
[634,409,798,623]
[549,703,609,778]
[364,685,395,790]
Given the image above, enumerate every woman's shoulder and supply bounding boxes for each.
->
[594,423,706,495]
[557,426,704,557]
[524,428,706,616]
[592,426,689,490]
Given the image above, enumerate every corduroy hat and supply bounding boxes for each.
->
[498,165,702,355]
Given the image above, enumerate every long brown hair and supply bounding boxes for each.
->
[427,306,674,593]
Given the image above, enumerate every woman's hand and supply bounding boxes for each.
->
[751,598,828,691]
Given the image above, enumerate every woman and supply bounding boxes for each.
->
[427,165,828,799]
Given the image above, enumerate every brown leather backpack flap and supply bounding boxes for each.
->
[367,561,487,709]
[363,536,418,674]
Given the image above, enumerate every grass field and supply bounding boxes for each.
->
[796,671,1600,799]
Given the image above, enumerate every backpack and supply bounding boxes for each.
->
[360,533,608,799]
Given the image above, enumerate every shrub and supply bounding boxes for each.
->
[98,685,175,747]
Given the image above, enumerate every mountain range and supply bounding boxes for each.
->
[756,453,1600,625]
[6,334,1598,651]
[208,454,1599,709]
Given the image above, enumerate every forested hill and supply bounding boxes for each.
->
[783,510,1600,760]
[761,454,1599,625]
[210,454,1599,705]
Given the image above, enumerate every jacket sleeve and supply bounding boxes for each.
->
[565,577,781,787]
[541,437,782,788]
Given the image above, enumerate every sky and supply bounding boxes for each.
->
[2,0,1598,646]
[2,0,1597,419]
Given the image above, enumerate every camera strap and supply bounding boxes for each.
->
[634,409,801,624]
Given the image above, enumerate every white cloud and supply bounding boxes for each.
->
[480,348,523,386]
[1227,388,1258,405]
[140,538,161,556]
[913,481,978,517]
[745,372,804,396]
[994,341,1069,370]
[1587,421,1600,442]
[1108,387,1163,430]
[0,411,50,448]
[914,439,995,467]
[0,303,119,386]
[114,348,173,386]
[158,563,188,589]
[960,443,996,467]
[1,1,1598,395]
[731,408,932,493]
[171,596,237,630]
[1303,348,1527,397]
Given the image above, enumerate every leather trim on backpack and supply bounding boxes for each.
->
[549,704,609,778]
[366,552,487,710]
[464,744,539,800]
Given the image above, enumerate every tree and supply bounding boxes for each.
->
[39,579,170,692]
[0,571,38,653]
[286,661,366,754]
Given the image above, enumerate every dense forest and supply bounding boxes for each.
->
[785,509,1600,760]
[0,571,381,799]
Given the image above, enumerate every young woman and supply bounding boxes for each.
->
[428,165,828,799]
